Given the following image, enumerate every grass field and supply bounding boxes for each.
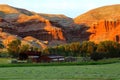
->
[0,62,120,80]
[0,58,11,64]
[0,58,120,67]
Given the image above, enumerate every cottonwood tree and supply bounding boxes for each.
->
[7,39,21,58]
[0,41,4,49]
[96,41,120,58]
[19,44,30,53]
[80,41,96,57]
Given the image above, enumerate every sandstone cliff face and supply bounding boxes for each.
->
[0,16,65,42]
[0,5,66,45]
[1,4,91,45]
[0,4,33,15]
[74,4,120,43]
[3,4,120,45]
[0,29,47,49]
[88,20,120,43]
[74,4,120,26]
[39,13,74,28]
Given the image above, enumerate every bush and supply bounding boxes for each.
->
[91,52,105,61]
[27,58,33,63]
[0,51,10,58]
[11,59,18,63]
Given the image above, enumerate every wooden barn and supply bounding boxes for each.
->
[19,51,65,63]
[19,51,41,62]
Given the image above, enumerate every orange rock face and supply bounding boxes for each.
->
[88,20,120,43]
[2,35,17,47]
[17,14,46,23]
[74,4,120,43]
[4,4,120,45]
[44,25,65,41]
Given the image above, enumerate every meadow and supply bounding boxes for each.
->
[0,62,120,80]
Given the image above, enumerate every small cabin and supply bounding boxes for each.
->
[48,55,65,62]
[19,51,41,62]
[39,55,65,62]
[19,51,64,63]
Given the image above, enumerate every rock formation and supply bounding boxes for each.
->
[39,13,74,28]
[74,4,120,43]
[74,4,120,26]
[0,4,67,46]
[1,4,120,45]
[88,20,120,43]
[0,30,47,49]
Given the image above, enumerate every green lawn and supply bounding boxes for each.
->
[0,58,11,64]
[0,62,120,80]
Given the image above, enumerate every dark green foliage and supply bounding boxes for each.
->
[19,44,30,53]
[80,41,96,57]
[90,52,104,61]
[1,38,120,61]
[7,39,21,58]
[0,41,4,49]
[96,41,120,58]
[0,51,10,58]
[43,41,120,61]
[0,41,8,58]
[43,42,81,56]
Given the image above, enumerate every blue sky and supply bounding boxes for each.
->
[0,0,120,18]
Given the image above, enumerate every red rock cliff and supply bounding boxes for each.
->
[88,20,120,43]
[74,4,120,43]
[0,4,66,43]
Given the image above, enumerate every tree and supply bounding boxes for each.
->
[42,48,50,55]
[0,41,4,49]
[7,39,21,58]
[69,42,81,56]
[20,44,30,53]
[0,41,5,57]
[96,41,120,58]
[55,45,65,56]
[80,41,96,57]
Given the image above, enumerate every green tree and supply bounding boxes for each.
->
[0,41,4,49]
[7,39,21,58]
[64,44,74,56]
[69,42,81,56]
[20,44,30,53]
[0,41,5,57]
[55,45,65,56]
[96,41,120,58]
[42,47,50,55]
[80,41,96,57]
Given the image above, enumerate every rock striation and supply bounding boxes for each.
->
[74,4,120,43]
[0,5,66,46]
[74,4,120,26]
[88,20,120,43]
[1,4,120,45]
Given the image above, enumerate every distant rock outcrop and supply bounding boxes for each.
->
[88,20,120,43]
[39,13,74,28]
[74,4,120,43]
[1,4,120,45]
[74,4,120,25]
[0,5,67,46]
[0,29,47,49]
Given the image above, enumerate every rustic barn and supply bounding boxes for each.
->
[19,51,64,63]
[19,51,41,62]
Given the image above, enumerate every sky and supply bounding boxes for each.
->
[0,0,120,18]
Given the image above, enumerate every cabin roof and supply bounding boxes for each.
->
[48,56,64,59]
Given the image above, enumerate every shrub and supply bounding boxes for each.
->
[11,59,18,63]
[91,52,105,61]
[0,51,10,58]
